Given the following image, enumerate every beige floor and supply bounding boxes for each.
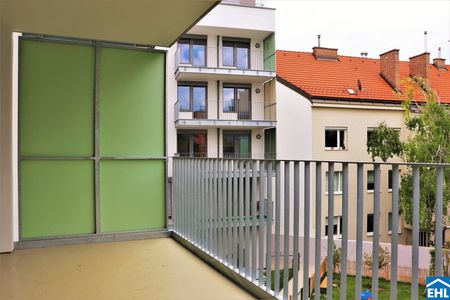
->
[0,238,254,300]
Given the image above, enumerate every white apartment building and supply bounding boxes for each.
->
[166,0,276,164]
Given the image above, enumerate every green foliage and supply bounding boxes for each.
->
[363,246,391,271]
[399,77,450,232]
[367,121,404,162]
[333,243,342,271]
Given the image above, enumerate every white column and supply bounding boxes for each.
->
[0,25,14,253]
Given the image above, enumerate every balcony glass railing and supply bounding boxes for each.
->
[172,158,449,300]
[175,47,274,72]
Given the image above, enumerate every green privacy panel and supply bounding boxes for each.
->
[100,160,165,232]
[19,40,95,156]
[99,48,165,157]
[20,160,95,238]
[263,34,276,71]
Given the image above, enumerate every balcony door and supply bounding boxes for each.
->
[178,38,206,66]
[178,83,207,119]
[222,38,250,69]
[223,85,251,120]
[223,131,251,158]
[177,131,207,157]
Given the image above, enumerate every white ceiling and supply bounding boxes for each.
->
[0,0,219,46]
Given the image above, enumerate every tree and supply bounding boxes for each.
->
[333,243,342,271]
[363,246,391,271]
[367,121,403,162]
[366,77,450,237]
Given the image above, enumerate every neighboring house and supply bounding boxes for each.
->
[275,47,450,245]
[166,0,277,162]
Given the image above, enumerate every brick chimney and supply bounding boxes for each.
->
[312,47,338,61]
[409,52,430,80]
[433,58,446,70]
[379,49,399,88]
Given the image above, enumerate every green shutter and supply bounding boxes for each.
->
[263,34,276,72]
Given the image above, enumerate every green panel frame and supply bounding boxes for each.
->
[19,40,95,157]
[20,160,95,238]
[99,48,165,157]
[100,160,166,232]
[263,34,276,72]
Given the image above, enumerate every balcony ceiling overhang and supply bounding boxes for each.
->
[0,0,219,46]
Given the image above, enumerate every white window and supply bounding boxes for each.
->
[325,216,343,237]
[325,171,343,194]
[325,128,346,150]
[367,170,375,192]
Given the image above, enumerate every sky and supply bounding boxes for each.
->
[266,0,450,61]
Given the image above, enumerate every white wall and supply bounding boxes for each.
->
[276,81,313,160]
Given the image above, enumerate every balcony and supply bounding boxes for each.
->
[172,158,449,300]
[174,47,276,83]
[174,99,277,128]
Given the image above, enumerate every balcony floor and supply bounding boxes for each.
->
[0,238,254,300]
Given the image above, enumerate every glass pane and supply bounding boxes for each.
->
[238,135,250,158]
[334,172,341,192]
[178,86,190,111]
[177,133,190,156]
[237,88,250,119]
[178,42,190,64]
[325,130,338,148]
[388,170,393,189]
[193,87,206,119]
[236,47,249,68]
[222,44,234,66]
[367,171,375,190]
[193,44,206,66]
[367,214,374,233]
[223,87,236,112]
[223,134,235,158]
[192,133,207,157]
[339,130,346,149]
[388,212,392,231]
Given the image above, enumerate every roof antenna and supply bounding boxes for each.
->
[318,35,321,47]
[424,31,428,52]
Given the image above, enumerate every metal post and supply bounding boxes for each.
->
[233,159,238,269]
[436,166,444,276]
[340,163,349,300]
[412,166,420,300]
[314,162,322,300]
[355,163,364,299]
[266,161,273,292]
[390,165,399,299]
[274,161,281,296]
[252,160,258,280]
[218,159,223,260]
[259,160,266,287]
[372,164,381,299]
[303,162,311,300]
[293,161,300,300]
[245,160,251,277]
[283,161,290,300]
[326,162,334,300]
[239,160,245,273]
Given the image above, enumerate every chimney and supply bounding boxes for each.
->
[312,47,338,61]
[433,58,446,69]
[379,49,400,88]
[409,52,430,80]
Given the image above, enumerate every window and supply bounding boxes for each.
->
[222,39,250,69]
[177,131,207,157]
[223,131,251,159]
[325,171,343,193]
[325,216,343,237]
[325,128,346,150]
[223,85,251,119]
[388,170,393,190]
[177,84,207,118]
[178,38,206,66]
[367,128,375,144]
[388,212,392,232]
[367,214,374,234]
[367,170,375,191]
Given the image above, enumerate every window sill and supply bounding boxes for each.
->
[388,231,402,235]
[324,148,346,151]
[367,190,374,194]
[388,189,393,193]
[367,232,373,236]
[325,192,343,195]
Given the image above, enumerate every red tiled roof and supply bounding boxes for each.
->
[276,50,450,104]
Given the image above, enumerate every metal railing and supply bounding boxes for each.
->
[172,158,449,300]
[264,102,276,121]
[175,47,274,72]
[175,100,268,122]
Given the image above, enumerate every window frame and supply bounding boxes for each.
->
[178,37,207,67]
[222,84,252,119]
[176,130,208,157]
[325,127,347,150]
[222,130,252,159]
[325,216,343,238]
[222,38,251,69]
[177,82,208,118]
[366,213,374,235]
[325,171,343,194]
[367,170,375,193]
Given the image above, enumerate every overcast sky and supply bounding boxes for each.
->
[266,0,450,61]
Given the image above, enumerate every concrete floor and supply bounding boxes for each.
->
[0,238,254,300]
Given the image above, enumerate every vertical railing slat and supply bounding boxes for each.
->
[252,160,258,280]
[213,159,218,256]
[303,162,311,300]
[391,165,399,300]
[314,162,322,300]
[372,164,381,299]
[412,166,420,300]
[274,161,282,296]
[266,161,273,293]
[218,159,223,260]
[283,161,290,300]
[239,160,245,273]
[233,160,238,269]
[355,163,364,299]
[228,160,233,266]
[259,161,266,287]
[245,160,251,277]
[326,162,334,300]
[435,166,444,276]
[341,163,349,300]
[293,162,300,300]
